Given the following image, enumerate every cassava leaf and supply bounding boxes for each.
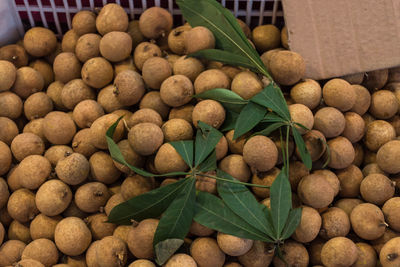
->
[291,127,312,170]
[233,102,267,140]
[195,121,223,167]
[189,49,258,73]
[170,140,194,168]
[216,170,275,240]
[220,109,239,132]
[251,84,291,121]
[154,178,196,264]
[270,167,292,238]
[198,150,217,172]
[262,112,288,123]
[155,239,184,266]
[194,88,247,113]
[254,122,287,137]
[107,178,189,225]
[280,208,302,240]
[106,119,187,177]
[194,191,273,242]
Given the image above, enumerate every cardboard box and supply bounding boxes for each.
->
[282,0,400,80]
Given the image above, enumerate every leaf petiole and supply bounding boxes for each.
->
[197,172,270,188]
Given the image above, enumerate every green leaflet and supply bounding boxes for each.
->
[280,208,302,240]
[107,178,188,225]
[194,191,273,242]
[233,101,267,140]
[253,122,287,137]
[216,170,275,240]
[291,127,312,170]
[155,239,184,266]
[170,140,194,168]
[194,88,247,113]
[154,178,196,265]
[198,150,217,172]
[220,109,239,132]
[194,121,223,167]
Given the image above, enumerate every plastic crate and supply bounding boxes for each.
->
[0,0,283,45]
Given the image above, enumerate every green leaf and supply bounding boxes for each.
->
[251,84,291,121]
[198,150,217,172]
[106,119,187,177]
[216,170,275,240]
[194,191,273,242]
[155,239,184,266]
[154,178,196,265]
[194,88,247,113]
[176,0,267,76]
[291,127,312,170]
[280,208,302,240]
[107,178,188,225]
[170,140,194,168]
[220,109,239,132]
[262,112,288,123]
[254,122,287,137]
[189,49,258,73]
[270,167,292,238]
[233,102,267,140]
[195,121,223,167]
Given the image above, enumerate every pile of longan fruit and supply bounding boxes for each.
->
[0,2,399,267]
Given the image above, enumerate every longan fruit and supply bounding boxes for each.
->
[360,174,395,205]
[371,229,400,255]
[243,135,278,172]
[364,120,395,152]
[0,221,3,245]
[139,91,170,120]
[173,56,204,82]
[75,33,101,62]
[99,31,132,62]
[190,237,225,267]
[90,113,124,150]
[43,111,76,145]
[96,236,128,267]
[217,232,253,257]
[61,29,79,52]
[129,259,156,267]
[376,140,400,174]
[369,90,398,119]
[17,155,51,190]
[321,237,359,267]
[8,220,31,244]
[114,70,146,106]
[221,65,241,80]
[353,242,377,267]
[169,104,194,123]
[0,178,9,210]
[133,42,162,71]
[382,197,400,232]
[323,78,356,112]
[292,206,322,243]
[11,132,44,161]
[30,214,61,240]
[89,151,121,184]
[127,218,159,259]
[341,113,365,145]
[127,20,145,50]
[127,108,162,128]
[196,172,217,194]
[81,57,113,89]
[269,50,306,86]
[0,142,11,176]
[111,139,143,171]
[142,57,172,89]
[72,99,104,129]
[96,3,128,35]
[35,179,72,216]
[288,161,309,191]
[168,25,191,55]
[297,173,335,209]
[219,154,251,183]
[21,238,58,267]
[289,103,314,134]
[162,118,193,142]
[44,145,73,167]
[327,136,355,169]
[362,68,388,90]
[273,240,309,267]
[0,240,26,266]
[86,213,116,241]
[194,69,230,95]
[336,165,363,197]
[72,10,96,36]
[154,143,189,174]
[120,174,153,200]
[380,237,400,267]
[104,193,124,217]
[334,198,364,217]
[290,79,322,110]
[61,79,95,110]
[350,203,386,240]
[0,117,18,145]
[0,44,28,68]
[295,130,326,162]
[192,99,225,128]
[12,67,44,99]
[138,7,173,39]
[75,182,111,213]
[128,122,163,156]
[189,220,214,237]
[44,41,62,65]
[0,92,22,120]
[238,241,274,267]
[251,24,280,52]
[184,26,215,54]
[53,52,82,83]
[23,92,53,121]
[231,71,263,100]
[165,253,197,267]
[160,75,194,107]
[362,163,386,177]
[7,188,39,223]
[46,81,66,110]
[54,217,92,256]
[349,84,371,116]
[23,27,57,57]
[55,152,90,185]
[97,85,125,113]
[319,207,350,239]
[0,60,16,91]
[260,48,284,70]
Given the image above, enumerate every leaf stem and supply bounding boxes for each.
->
[286,125,290,177]
[197,173,271,188]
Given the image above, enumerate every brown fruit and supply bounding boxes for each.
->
[243,135,278,172]
[0,60,16,91]
[360,174,395,205]
[0,117,18,146]
[219,154,251,183]
[379,237,400,267]
[334,198,364,217]
[99,31,132,62]
[23,27,57,57]
[55,152,90,185]
[190,237,225,267]
[336,165,363,197]
[0,44,29,68]
[321,237,359,267]
[269,50,306,86]
[72,10,97,36]
[251,167,279,198]
[313,107,345,138]
[252,24,280,52]
[53,52,81,83]
[160,75,194,107]
[168,25,191,55]
[154,143,189,174]
[35,179,72,216]
[133,42,162,71]
[290,79,322,110]
[327,136,355,169]
[231,71,263,100]
[114,70,145,106]
[292,206,322,243]
[30,214,61,241]
[350,85,371,115]
[217,232,253,257]
[21,238,58,267]
[342,112,365,143]
[127,218,159,259]
[139,7,173,39]
[319,207,350,239]
[12,67,44,99]
[297,173,335,209]
[142,57,172,89]
[273,240,309,267]
[353,242,377,267]
[161,118,193,142]
[382,197,400,232]
[7,188,39,223]
[192,99,225,128]
[185,26,215,54]
[96,4,128,35]
[90,114,124,150]
[140,91,170,120]
[194,69,230,95]
[61,29,79,52]
[369,90,398,119]
[74,182,111,213]
[289,103,314,134]
[350,203,386,240]
[75,33,101,62]
[17,155,51,190]
[376,140,400,174]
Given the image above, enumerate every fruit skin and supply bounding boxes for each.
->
[269,50,306,86]
[350,203,386,240]
[139,7,173,39]
[321,237,359,267]
[379,237,400,267]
